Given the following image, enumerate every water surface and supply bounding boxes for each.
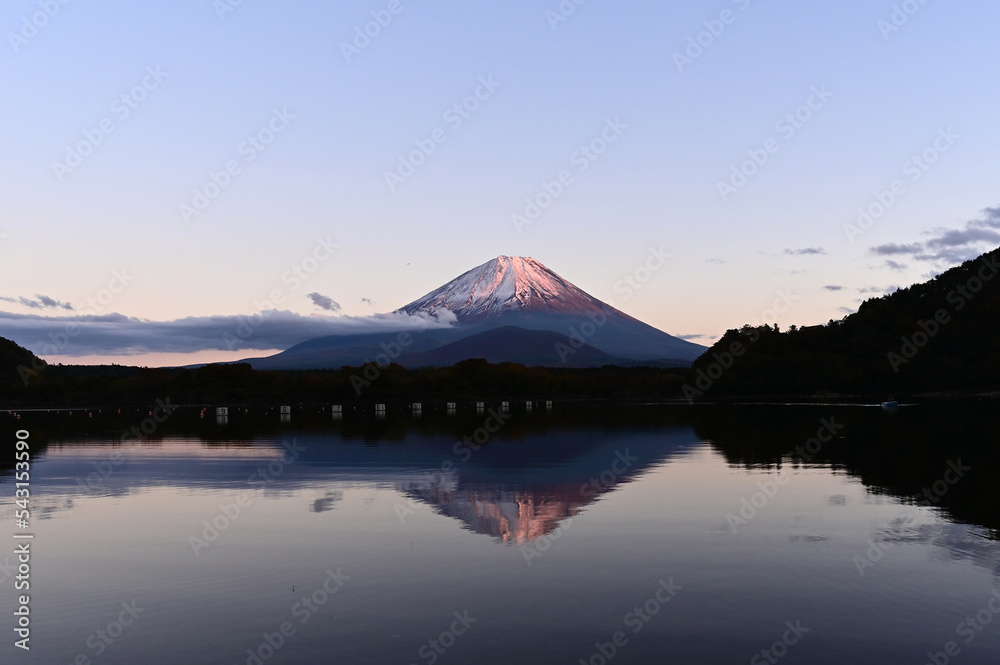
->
[1,403,998,664]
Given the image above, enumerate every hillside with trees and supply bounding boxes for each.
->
[688,246,1000,397]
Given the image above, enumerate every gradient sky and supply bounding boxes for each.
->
[3,0,999,365]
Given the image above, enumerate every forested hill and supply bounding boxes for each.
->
[0,337,46,392]
[688,246,1000,397]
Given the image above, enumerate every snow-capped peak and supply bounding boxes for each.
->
[398,256,608,320]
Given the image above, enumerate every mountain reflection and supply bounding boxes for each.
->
[3,402,998,547]
[1,406,695,544]
[398,482,588,544]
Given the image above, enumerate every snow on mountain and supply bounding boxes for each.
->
[398,256,612,320]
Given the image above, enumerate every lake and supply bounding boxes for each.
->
[2,402,999,664]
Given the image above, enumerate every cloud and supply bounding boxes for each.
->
[926,227,1000,249]
[676,333,709,340]
[869,206,1000,267]
[869,243,922,256]
[705,258,726,265]
[857,285,899,295]
[784,248,826,256]
[361,297,375,305]
[0,294,74,310]
[822,285,843,291]
[307,292,341,312]
[884,260,908,271]
[0,308,458,358]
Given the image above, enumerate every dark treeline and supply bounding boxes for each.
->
[689,247,1000,397]
[0,350,689,407]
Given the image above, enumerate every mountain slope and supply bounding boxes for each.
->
[397,326,627,368]
[689,246,1000,396]
[248,329,461,370]
[0,336,46,387]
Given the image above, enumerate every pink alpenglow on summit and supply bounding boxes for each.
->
[398,256,609,320]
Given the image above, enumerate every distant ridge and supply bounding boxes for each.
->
[397,326,626,368]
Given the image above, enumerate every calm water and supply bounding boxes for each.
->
[2,403,999,664]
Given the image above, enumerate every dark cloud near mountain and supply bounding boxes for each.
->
[822,285,843,291]
[307,292,341,312]
[361,297,375,305]
[884,260,908,271]
[0,294,74,310]
[676,334,709,340]
[0,309,457,358]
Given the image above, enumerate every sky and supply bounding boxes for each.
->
[2,0,999,366]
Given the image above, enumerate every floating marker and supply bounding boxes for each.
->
[280,405,291,414]
[331,405,343,413]
[216,407,229,416]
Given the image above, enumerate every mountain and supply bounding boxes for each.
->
[688,246,1000,396]
[251,256,706,370]
[398,255,609,319]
